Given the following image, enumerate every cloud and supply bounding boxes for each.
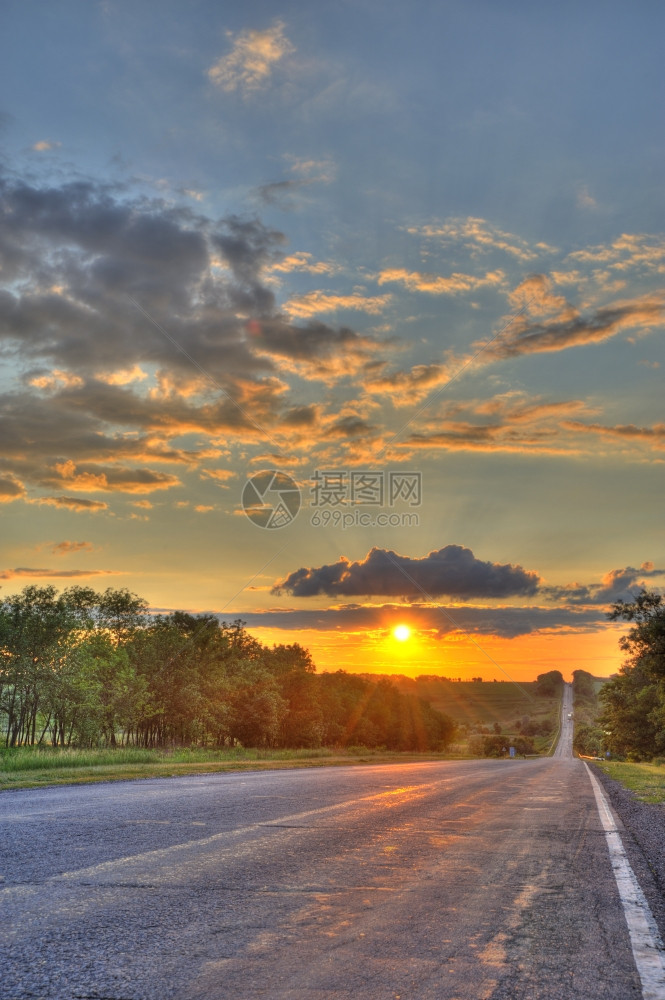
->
[282,290,392,319]
[31,140,61,152]
[577,184,598,210]
[273,544,541,599]
[207,22,294,94]
[254,160,334,209]
[200,468,236,484]
[269,252,339,276]
[406,217,556,262]
[402,394,595,456]
[544,563,665,605]
[41,459,181,494]
[50,541,94,555]
[96,365,148,386]
[0,475,26,502]
[364,363,451,406]
[567,233,665,273]
[28,370,84,390]
[0,168,399,505]
[285,156,336,183]
[323,415,376,439]
[256,179,312,209]
[595,564,665,602]
[479,278,664,363]
[376,267,505,296]
[229,603,606,639]
[563,420,665,450]
[0,567,115,580]
[33,496,109,512]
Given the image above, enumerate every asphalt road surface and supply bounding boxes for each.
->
[553,681,574,759]
[1,689,661,1000]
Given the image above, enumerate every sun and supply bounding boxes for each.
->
[393,624,411,642]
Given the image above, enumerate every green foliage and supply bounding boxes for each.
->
[535,670,564,697]
[572,669,597,702]
[468,733,535,757]
[600,590,665,760]
[0,587,456,753]
[573,723,606,757]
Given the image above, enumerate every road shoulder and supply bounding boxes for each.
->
[591,762,665,945]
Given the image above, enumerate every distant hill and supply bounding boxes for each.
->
[351,673,560,732]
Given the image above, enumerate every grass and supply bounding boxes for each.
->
[0,745,462,791]
[594,760,665,804]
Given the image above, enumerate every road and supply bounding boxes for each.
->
[0,687,660,1000]
[553,681,574,758]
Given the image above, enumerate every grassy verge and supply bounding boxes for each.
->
[594,760,665,805]
[0,745,464,791]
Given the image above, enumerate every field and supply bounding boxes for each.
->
[390,677,560,729]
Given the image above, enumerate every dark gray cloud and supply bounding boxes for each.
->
[255,179,311,208]
[324,415,376,438]
[545,563,665,605]
[273,545,541,599]
[0,169,380,384]
[0,475,25,500]
[225,603,607,639]
[485,279,664,362]
[0,167,389,503]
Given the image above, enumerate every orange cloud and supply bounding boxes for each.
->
[364,362,451,406]
[563,420,665,450]
[406,217,556,261]
[47,460,181,494]
[377,267,505,295]
[50,541,94,555]
[282,291,392,319]
[33,496,109,512]
[96,365,148,386]
[0,567,115,580]
[269,252,339,276]
[207,22,294,94]
[201,468,236,484]
[29,370,84,390]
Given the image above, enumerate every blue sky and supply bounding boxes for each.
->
[1,1,664,678]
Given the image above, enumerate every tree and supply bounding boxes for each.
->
[0,586,93,746]
[535,670,564,697]
[600,590,665,759]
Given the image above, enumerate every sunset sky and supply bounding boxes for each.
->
[1,1,663,681]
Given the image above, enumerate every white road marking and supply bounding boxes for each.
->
[586,764,665,1000]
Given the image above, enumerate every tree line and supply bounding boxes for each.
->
[0,585,455,752]
[572,591,665,761]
